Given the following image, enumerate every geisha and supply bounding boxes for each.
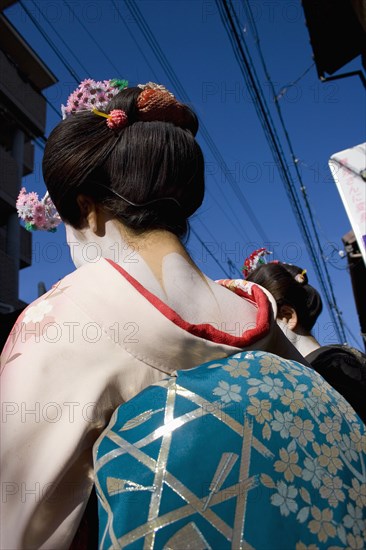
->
[1,80,365,549]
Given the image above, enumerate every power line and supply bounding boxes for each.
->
[275,63,315,101]
[216,0,346,342]
[58,0,252,246]
[64,0,157,80]
[56,0,249,275]
[121,0,270,244]
[196,217,245,278]
[19,0,81,83]
[29,0,90,77]
[191,227,231,278]
[19,0,259,279]
[241,0,348,343]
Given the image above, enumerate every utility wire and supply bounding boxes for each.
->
[275,64,315,101]
[122,0,270,244]
[62,0,248,244]
[19,0,81,83]
[241,0,348,342]
[18,0,251,279]
[109,0,163,81]
[29,0,90,77]
[191,227,231,278]
[63,0,124,77]
[217,0,346,342]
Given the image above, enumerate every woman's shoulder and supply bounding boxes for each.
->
[0,260,119,363]
[307,344,366,379]
[306,344,366,423]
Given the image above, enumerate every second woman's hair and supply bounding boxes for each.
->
[42,87,204,238]
[247,262,323,331]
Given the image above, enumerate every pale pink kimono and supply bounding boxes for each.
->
[1,259,275,549]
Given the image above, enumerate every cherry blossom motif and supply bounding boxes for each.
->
[212,380,242,404]
[274,448,302,482]
[308,506,336,543]
[305,394,328,417]
[343,503,364,536]
[271,481,298,516]
[247,396,272,424]
[281,386,307,413]
[349,479,366,509]
[319,475,345,508]
[271,410,294,439]
[345,533,365,550]
[259,354,283,374]
[248,375,284,399]
[350,427,366,452]
[340,434,359,463]
[313,442,344,475]
[319,416,342,444]
[289,416,315,446]
[223,358,250,378]
[23,300,53,324]
[302,457,325,489]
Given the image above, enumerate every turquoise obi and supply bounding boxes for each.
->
[94,351,366,549]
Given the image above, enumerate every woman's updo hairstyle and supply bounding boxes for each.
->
[42,83,204,238]
[247,262,323,332]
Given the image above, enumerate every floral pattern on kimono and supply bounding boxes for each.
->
[94,351,366,550]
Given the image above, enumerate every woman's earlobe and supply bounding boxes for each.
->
[278,305,298,331]
[76,195,104,235]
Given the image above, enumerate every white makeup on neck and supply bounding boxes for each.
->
[276,319,320,358]
[65,220,166,299]
[65,220,137,268]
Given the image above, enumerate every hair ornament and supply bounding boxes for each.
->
[136,83,191,129]
[137,82,175,97]
[109,79,129,91]
[92,108,128,130]
[16,187,62,232]
[295,269,307,284]
[61,78,128,118]
[242,248,272,279]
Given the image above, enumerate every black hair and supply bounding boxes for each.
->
[42,87,204,238]
[247,262,323,332]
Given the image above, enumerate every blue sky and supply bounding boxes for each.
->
[6,0,366,347]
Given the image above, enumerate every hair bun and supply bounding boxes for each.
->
[136,86,194,131]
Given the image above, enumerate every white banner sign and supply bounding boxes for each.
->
[329,142,366,266]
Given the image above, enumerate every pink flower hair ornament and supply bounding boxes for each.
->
[61,78,128,118]
[16,187,62,232]
[242,248,308,284]
[242,248,273,279]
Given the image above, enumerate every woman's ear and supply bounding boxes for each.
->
[76,195,105,236]
[278,305,298,331]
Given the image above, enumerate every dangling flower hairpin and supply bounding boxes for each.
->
[18,77,129,233]
[16,188,62,232]
[243,247,308,284]
[295,269,307,284]
[242,248,273,279]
